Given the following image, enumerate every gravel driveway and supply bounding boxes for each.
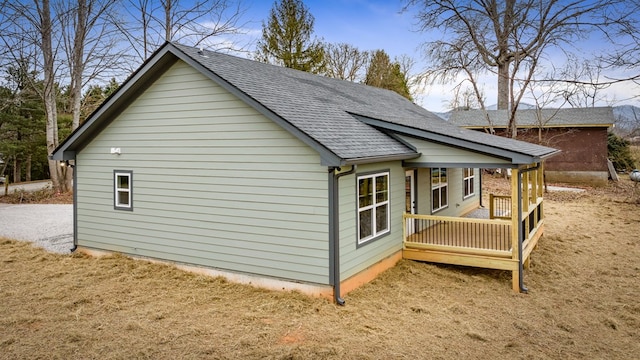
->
[0,204,73,254]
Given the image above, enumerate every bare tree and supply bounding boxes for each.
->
[556,56,615,109]
[0,0,249,192]
[116,0,154,61]
[57,0,124,130]
[396,53,420,101]
[406,0,639,137]
[448,86,484,111]
[51,0,126,191]
[418,37,493,129]
[604,103,640,140]
[37,0,68,192]
[0,0,124,192]
[119,0,247,62]
[0,0,67,191]
[323,43,369,82]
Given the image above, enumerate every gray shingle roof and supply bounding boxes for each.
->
[172,43,558,163]
[52,42,560,165]
[172,43,427,161]
[449,107,615,128]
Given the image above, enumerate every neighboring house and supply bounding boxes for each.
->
[52,42,559,303]
[449,108,614,186]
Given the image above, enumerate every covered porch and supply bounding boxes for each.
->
[402,164,545,292]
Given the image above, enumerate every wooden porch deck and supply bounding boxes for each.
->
[403,214,520,271]
[403,185,545,290]
[402,165,546,292]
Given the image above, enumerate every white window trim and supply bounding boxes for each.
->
[357,172,390,245]
[431,168,448,212]
[114,171,132,210]
[463,168,475,199]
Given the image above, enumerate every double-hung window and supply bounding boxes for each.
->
[463,168,475,198]
[114,170,133,210]
[431,168,448,212]
[357,172,390,245]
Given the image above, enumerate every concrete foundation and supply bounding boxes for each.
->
[545,171,609,187]
[77,246,403,302]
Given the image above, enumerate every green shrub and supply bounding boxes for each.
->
[608,132,637,171]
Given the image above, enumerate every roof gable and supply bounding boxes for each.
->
[52,42,559,166]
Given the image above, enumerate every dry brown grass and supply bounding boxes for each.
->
[0,187,73,204]
[631,145,640,168]
[1,177,639,359]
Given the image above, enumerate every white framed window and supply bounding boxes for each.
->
[463,168,475,198]
[357,171,390,245]
[431,168,448,212]
[114,170,133,210]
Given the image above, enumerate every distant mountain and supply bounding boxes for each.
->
[613,105,640,122]
[613,105,640,136]
[432,111,451,120]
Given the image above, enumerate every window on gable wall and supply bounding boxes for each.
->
[114,170,133,210]
[357,172,390,245]
[463,168,475,198]
[431,168,448,212]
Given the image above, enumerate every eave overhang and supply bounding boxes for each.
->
[342,151,421,166]
[354,115,561,165]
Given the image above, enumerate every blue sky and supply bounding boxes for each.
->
[242,0,426,58]
[234,0,639,112]
[240,0,450,109]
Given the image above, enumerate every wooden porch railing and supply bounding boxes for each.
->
[521,198,544,260]
[404,213,513,258]
[489,194,511,220]
[402,165,547,292]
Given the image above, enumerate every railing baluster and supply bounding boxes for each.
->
[403,213,513,253]
[474,222,477,249]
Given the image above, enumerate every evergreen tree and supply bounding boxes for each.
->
[81,78,119,121]
[256,0,324,73]
[364,50,412,101]
[0,62,47,182]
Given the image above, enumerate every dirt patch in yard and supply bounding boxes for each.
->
[0,177,639,359]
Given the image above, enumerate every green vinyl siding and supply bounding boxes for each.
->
[76,60,329,284]
[415,168,480,217]
[398,135,512,166]
[338,162,405,280]
[397,135,487,217]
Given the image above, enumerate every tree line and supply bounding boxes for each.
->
[2,0,640,190]
[0,0,415,190]
[404,0,640,138]
[255,0,414,100]
[0,0,247,190]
